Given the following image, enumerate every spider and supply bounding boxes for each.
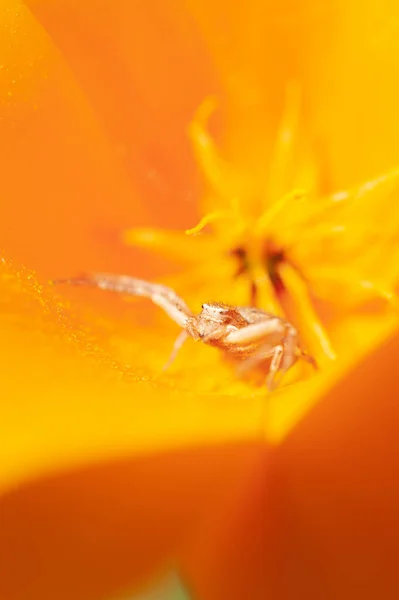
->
[58,273,316,390]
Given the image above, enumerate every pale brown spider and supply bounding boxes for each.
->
[59,274,316,390]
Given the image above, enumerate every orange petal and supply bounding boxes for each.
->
[123,226,220,264]
[183,328,399,599]
[27,0,219,229]
[0,443,262,600]
[185,0,399,204]
[0,256,266,598]
[185,0,341,181]
[0,0,149,278]
[0,258,265,492]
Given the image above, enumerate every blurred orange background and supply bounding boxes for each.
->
[1,1,399,599]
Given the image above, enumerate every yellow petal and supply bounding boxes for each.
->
[0,258,265,492]
[287,168,399,306]
[311,0,399,188]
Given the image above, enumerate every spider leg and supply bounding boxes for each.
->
[236,341,284,390]
[266,345,285,391]
[55,273,192,328]
[162,330,190,372]
[202,326,232,343]
[228,319,298,390]
[280,324,298,373]
[224,317,285,345]
[236,342,284,391]
[236,344,275,376]
[265,325,298,390]
[267,324,315,389]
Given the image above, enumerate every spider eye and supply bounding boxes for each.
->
[202,303,228,315]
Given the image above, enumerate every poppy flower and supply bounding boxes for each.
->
[1,1,399,600]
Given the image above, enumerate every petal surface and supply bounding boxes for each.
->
[0,259,265,491]
[26,0,219,230]
[0,0,146,278]
[0,443,263,600]
[183,329,399,599]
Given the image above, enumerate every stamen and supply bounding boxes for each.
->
[123,227,217,261]
[307,266,399,308]
[278,262,336,363]
[266,82,302,203]
[256,188,307,236]
[251,265,284,315]
[185,209,237,236]
[188,96,244,207]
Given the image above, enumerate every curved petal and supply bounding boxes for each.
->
[264,327,399,599]
[2,2,399,599]
[0,443,263,600]
[0,259,265,491]
[310,0,399,188]
[0,256,265,598]
[182,328,399,599]
[26,0,219,228]
[185,0,399,201]
[0,0,147,278]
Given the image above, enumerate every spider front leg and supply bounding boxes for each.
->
[225,316,285,345]
[56,273,193,328]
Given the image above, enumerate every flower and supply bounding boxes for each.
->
[126,90,399,368]
[1,1,399,600]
